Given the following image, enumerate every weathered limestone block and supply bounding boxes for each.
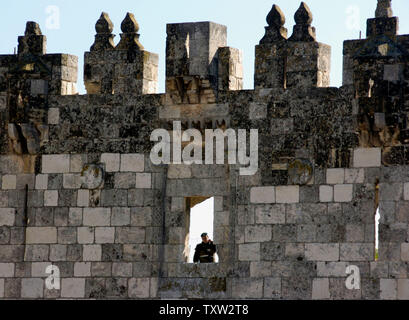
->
[305,243,339,261]
[340,243,374,261]
[21,278,44,298]
[128,278,150,298]
[0,263,15,277]
[238,243,260,261]
[42,155,70,173]
[250,186,275,204]
[0,208,15,226]
[353,148,381,168]
[61,278,85,298]
[276,186,299,204]
[312,278,330,300]
[26,227,57,244]
[83,208,111,227]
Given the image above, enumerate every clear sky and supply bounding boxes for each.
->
[1,0,409,94]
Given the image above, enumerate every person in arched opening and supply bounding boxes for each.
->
[193,233,217,263]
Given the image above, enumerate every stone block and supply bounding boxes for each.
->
[83,245,102,261]
[263,277,281,298]
[250,261,272,277]
[317,262,347,277]
[83,208,111,226]
[63,174,82,189]
[2,175,16,190]
[404,183,409,201]
[21,278,44,298]
[35,174,48,190]
[334,184,353,203]
[115,227,146,244]
[249,103,267,120]
[111,207,131,226]
[77,227,94,244]
[31,262,50,277]
[255,204,286,224]
[95,227,115,243]
[74,262,91,277]
[135,173,152,189]
[353,148,381,168]
[44,190,58,207]
[232,278,263,299]
[26,227,57,244]
[250,186,275,204]
[401,243,409,261]
[0,263,14,277]
[48,108,60,125]
[101,153,120,172]
[276,186,299,204]
[312,278,330,300]
[245,225,272,243]
[345,169,364,184]
[238,243,260,261]
[120,154,144,172]
[380,279,397,300]
[50,244,67,261]
[0,208,15,226]
[42,155,70,173]
[0,279,4,298]
[319,185,333,203]
[68,208,82,226]
[340,243,374,261]
[61,278,85,298]
[128,278,150,298]
[326,169,344,184]
[77,189,89,207]
[114,173,135,189]
[112,262,132,277]
[168,165,192,179]
[398,279,409,300]
[305,244,339,261]
[70,154,86,173]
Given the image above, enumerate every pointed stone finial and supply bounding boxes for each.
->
[375,0,393,18]
[121,12,139,33]
[116,12,144,52]
[95,12,114,34]
[294,2,313,25]
[91,12,115,51]
[260,4,287,44]
[288,2,316,42]
[267,5,285,27]
[25,22,42,36]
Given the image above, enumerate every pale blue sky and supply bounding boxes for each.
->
[1,0,409,93]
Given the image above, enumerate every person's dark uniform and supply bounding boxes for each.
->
[193,233,217,263]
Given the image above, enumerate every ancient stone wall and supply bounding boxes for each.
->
[0,1,409,299]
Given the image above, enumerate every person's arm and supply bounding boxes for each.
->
[193,245,199,263]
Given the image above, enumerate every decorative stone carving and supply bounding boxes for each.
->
[288,158,314,185]
[116,13,144,51]
[288,2,316,42]
[91,12,115,51]
[259,4,287,44]
[81,164,105,189]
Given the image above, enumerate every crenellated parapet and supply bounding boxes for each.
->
[343,0,409,164]
[255,2,331,90]
[165,22,243,106]
[84,12,158,95]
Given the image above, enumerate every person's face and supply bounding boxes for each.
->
[201,235,209,243]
